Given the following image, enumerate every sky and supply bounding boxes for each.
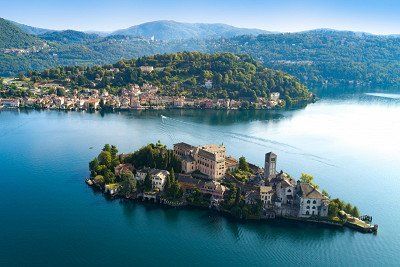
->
[0,0,399,34]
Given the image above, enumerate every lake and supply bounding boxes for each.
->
[0,91,399,266]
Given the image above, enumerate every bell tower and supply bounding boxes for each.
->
[264,152,277,178]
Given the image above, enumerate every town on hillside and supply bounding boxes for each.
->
[0,77,284,110]
[86,142,377,233]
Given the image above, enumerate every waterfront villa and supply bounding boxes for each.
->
[135,168,170,191]
[297,182,329,218]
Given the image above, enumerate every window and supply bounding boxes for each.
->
[306,211,310,215]
[307,200,310,204]
[306,206,310,209]
[312,206,316,209]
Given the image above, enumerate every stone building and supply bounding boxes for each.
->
[173,142,227,180]
[264,152,277,179]
[297,182,329,218]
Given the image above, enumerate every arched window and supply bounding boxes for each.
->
[312,206,316,209]
[287,189,291,192]
[306,211,310,215]
[307,200,310,204]
[313,200,317,204]
[306,206,310,209]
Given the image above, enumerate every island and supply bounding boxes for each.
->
[0,52,313,111]
[86,141,377,234]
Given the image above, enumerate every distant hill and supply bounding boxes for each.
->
[39,30,101,44]
[0,18,44,49]
[110,20,270,40]
[1,18,400,88]
[8,20,52,35]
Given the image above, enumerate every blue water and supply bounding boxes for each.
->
[0,93,399,266]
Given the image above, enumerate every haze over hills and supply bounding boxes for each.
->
[110,20,270,40]
[1,17,400,88]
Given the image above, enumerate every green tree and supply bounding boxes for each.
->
[120,171,136,197]
[89,158,99,176]
[351,206,360,218]
[300,173,319,189]
[104,169,115,184]
[238,156,250,172]
[144,172,152,192]
[98,151,112,168]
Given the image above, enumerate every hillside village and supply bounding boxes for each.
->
[0,77,284,110]
[86,142,377,233]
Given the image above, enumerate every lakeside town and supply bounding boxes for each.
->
[0,74,287,111]
[86,142,377,234]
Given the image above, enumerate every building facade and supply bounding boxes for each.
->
[173,143,227,180]
[264,152,277,179]
[297,182,329,218]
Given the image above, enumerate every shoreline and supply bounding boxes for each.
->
[86,179,377,234]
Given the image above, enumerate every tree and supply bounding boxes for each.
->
[120,171,136,197]
[104,169,115,184]
[351,206,360,218]
[98,151,112,168]
[110,145,118,159]
[322,189,330,198]
[89,158,99,175]
[344,203,353,214]
[94,175,105,185]
[103,144,111,152]
[300,173,319,189]
[238,156,250,172]
[56,87,66,96]
[144,172,152,192]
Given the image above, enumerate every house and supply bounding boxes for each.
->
[245,190,260,205]
[150,169,169,191]
[114,163,134,177]
[173,143,227,180]
[1,98,20,108]
[225,156,239,172]
[105,183,120,195]
[200,181,226,199]
[259,186,274,206]
[276,177,296,205]
[270,92,280,102]
[176,174,203,193]
[135,168,169,191]
[204,80,213,89]
[297,182,329,218]
[139,66,154,73]
[84,99,100,110]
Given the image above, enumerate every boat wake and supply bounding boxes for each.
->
[160,115,337,167]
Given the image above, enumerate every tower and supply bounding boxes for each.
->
[264,152,277,178]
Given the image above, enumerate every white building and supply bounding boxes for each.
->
[140,66,154,73]
[135,168,169,192]
[259,186,274,206]
[276,177,296,205]
[1,99,20,108]
[270,92,280,102]
[204,80,213,89]
[297,183,329,218]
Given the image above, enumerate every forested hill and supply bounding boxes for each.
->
[206,31,400,87]
[0,18,44,49]
[2,17,400,89]
[28,52,311,103]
